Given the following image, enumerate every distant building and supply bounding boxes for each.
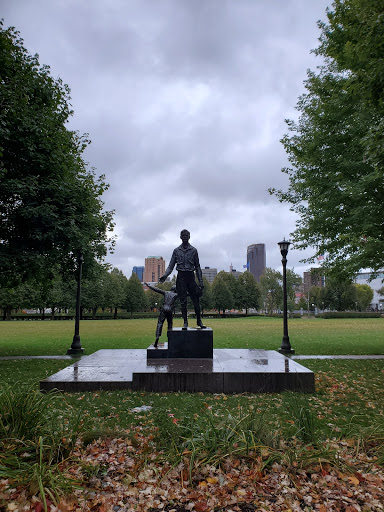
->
[201,266,217,283]
[355,271,384,311]
[246,243,266,282]
[228,264,242,280]
[144,256,165,284]
[303,268,325,294]
[132,266,144,282]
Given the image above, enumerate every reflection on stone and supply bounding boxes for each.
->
[40,349,315,393]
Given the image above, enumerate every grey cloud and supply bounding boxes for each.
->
[2,0,331,278]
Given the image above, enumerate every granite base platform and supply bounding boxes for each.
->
[148,327,213,359]
[40,349,315,393]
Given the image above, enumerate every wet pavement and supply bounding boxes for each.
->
[1,354,383,360]
[39,349,315,393]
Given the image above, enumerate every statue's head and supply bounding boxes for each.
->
[180,229,190,242]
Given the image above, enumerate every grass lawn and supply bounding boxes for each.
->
[0,316,383,356]
[1,319,384,510]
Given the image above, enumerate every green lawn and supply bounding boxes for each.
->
[1,318,384,509]
[0,316,383,356]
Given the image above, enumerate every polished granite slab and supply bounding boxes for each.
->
[40,349,315,393]
[148,327,213,359]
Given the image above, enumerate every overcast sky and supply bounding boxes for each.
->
[3,0,332,279]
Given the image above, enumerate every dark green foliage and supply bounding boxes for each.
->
[199,277,213,314]
[236,271,261,314]
[322,277,357,311]
[321,311,381,318]
[212,272,234,314]
[270,0,384,277]
[125,273,147,315]
[0,23,114,288]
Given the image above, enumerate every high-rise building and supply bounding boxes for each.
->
[144,256,165,284]
[303,268,325,294]
[132,266,144,282]
[246,243,266,282]
[201,266,217,283]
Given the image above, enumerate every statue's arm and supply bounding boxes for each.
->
[159,249,176,282]
[144,282,165,295]
[194,250,204,287]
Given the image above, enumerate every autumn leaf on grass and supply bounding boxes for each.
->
[348,475,360,486]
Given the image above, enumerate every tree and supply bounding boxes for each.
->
[322,277,357,311]
[216,272,239,307]
[0,23,115,288]
[104,268,129,318]
[0,281,37,320]
[270,0,384,278]
[125,273,147,316]
[354,284,374,311]
[286,269,302,312]
[199,277,213,315]
[212,277,233,316]
[236,271,260,314]
[259,268,283,315]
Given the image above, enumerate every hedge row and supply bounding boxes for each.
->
[320,312,382,319]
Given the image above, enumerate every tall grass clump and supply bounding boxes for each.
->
[0,382,85,507]
[282,392,318,444]
[153,407,281,472]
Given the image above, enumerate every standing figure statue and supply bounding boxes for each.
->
[159,229,207,330]
[145,283,178,348]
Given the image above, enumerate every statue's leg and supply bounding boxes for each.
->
[166,311,173,331]
[156,311,165,340]
[189,281,206,328]
[177,273,188,330]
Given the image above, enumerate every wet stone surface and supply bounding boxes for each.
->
[40,348,315,394]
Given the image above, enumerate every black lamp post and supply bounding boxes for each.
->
[67,251,85,355]
[278,239,295,355]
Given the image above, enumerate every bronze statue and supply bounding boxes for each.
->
[145,282,178,348]
[159,229,206,330]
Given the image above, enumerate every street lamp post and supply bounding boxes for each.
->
[67,251,85,355]
[278,239,295,355]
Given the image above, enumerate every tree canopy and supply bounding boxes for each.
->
[270,0,384,278]
[0,23,115,287]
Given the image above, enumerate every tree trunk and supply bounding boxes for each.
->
[5,306,12,321]
[114,307,118,319]
[92,306,97,320]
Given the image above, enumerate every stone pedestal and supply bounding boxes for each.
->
[147,327,213,359]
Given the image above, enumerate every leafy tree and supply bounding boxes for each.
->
[322,277,357,311]
[216,272,239,307]
[212,277,233,316]
[36,275,76,318]
[105,268,129,318]
[286,269,302,312]
[125,273,147,316]
[0,281,37,320]
[259,268,283,315]
[200,277,213,315]
[309,285,323,311]
[81,264,111,319]
[270,0,384,278]
[354,283,374,311]
[236,271,260,314]
[0,23,114,288]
